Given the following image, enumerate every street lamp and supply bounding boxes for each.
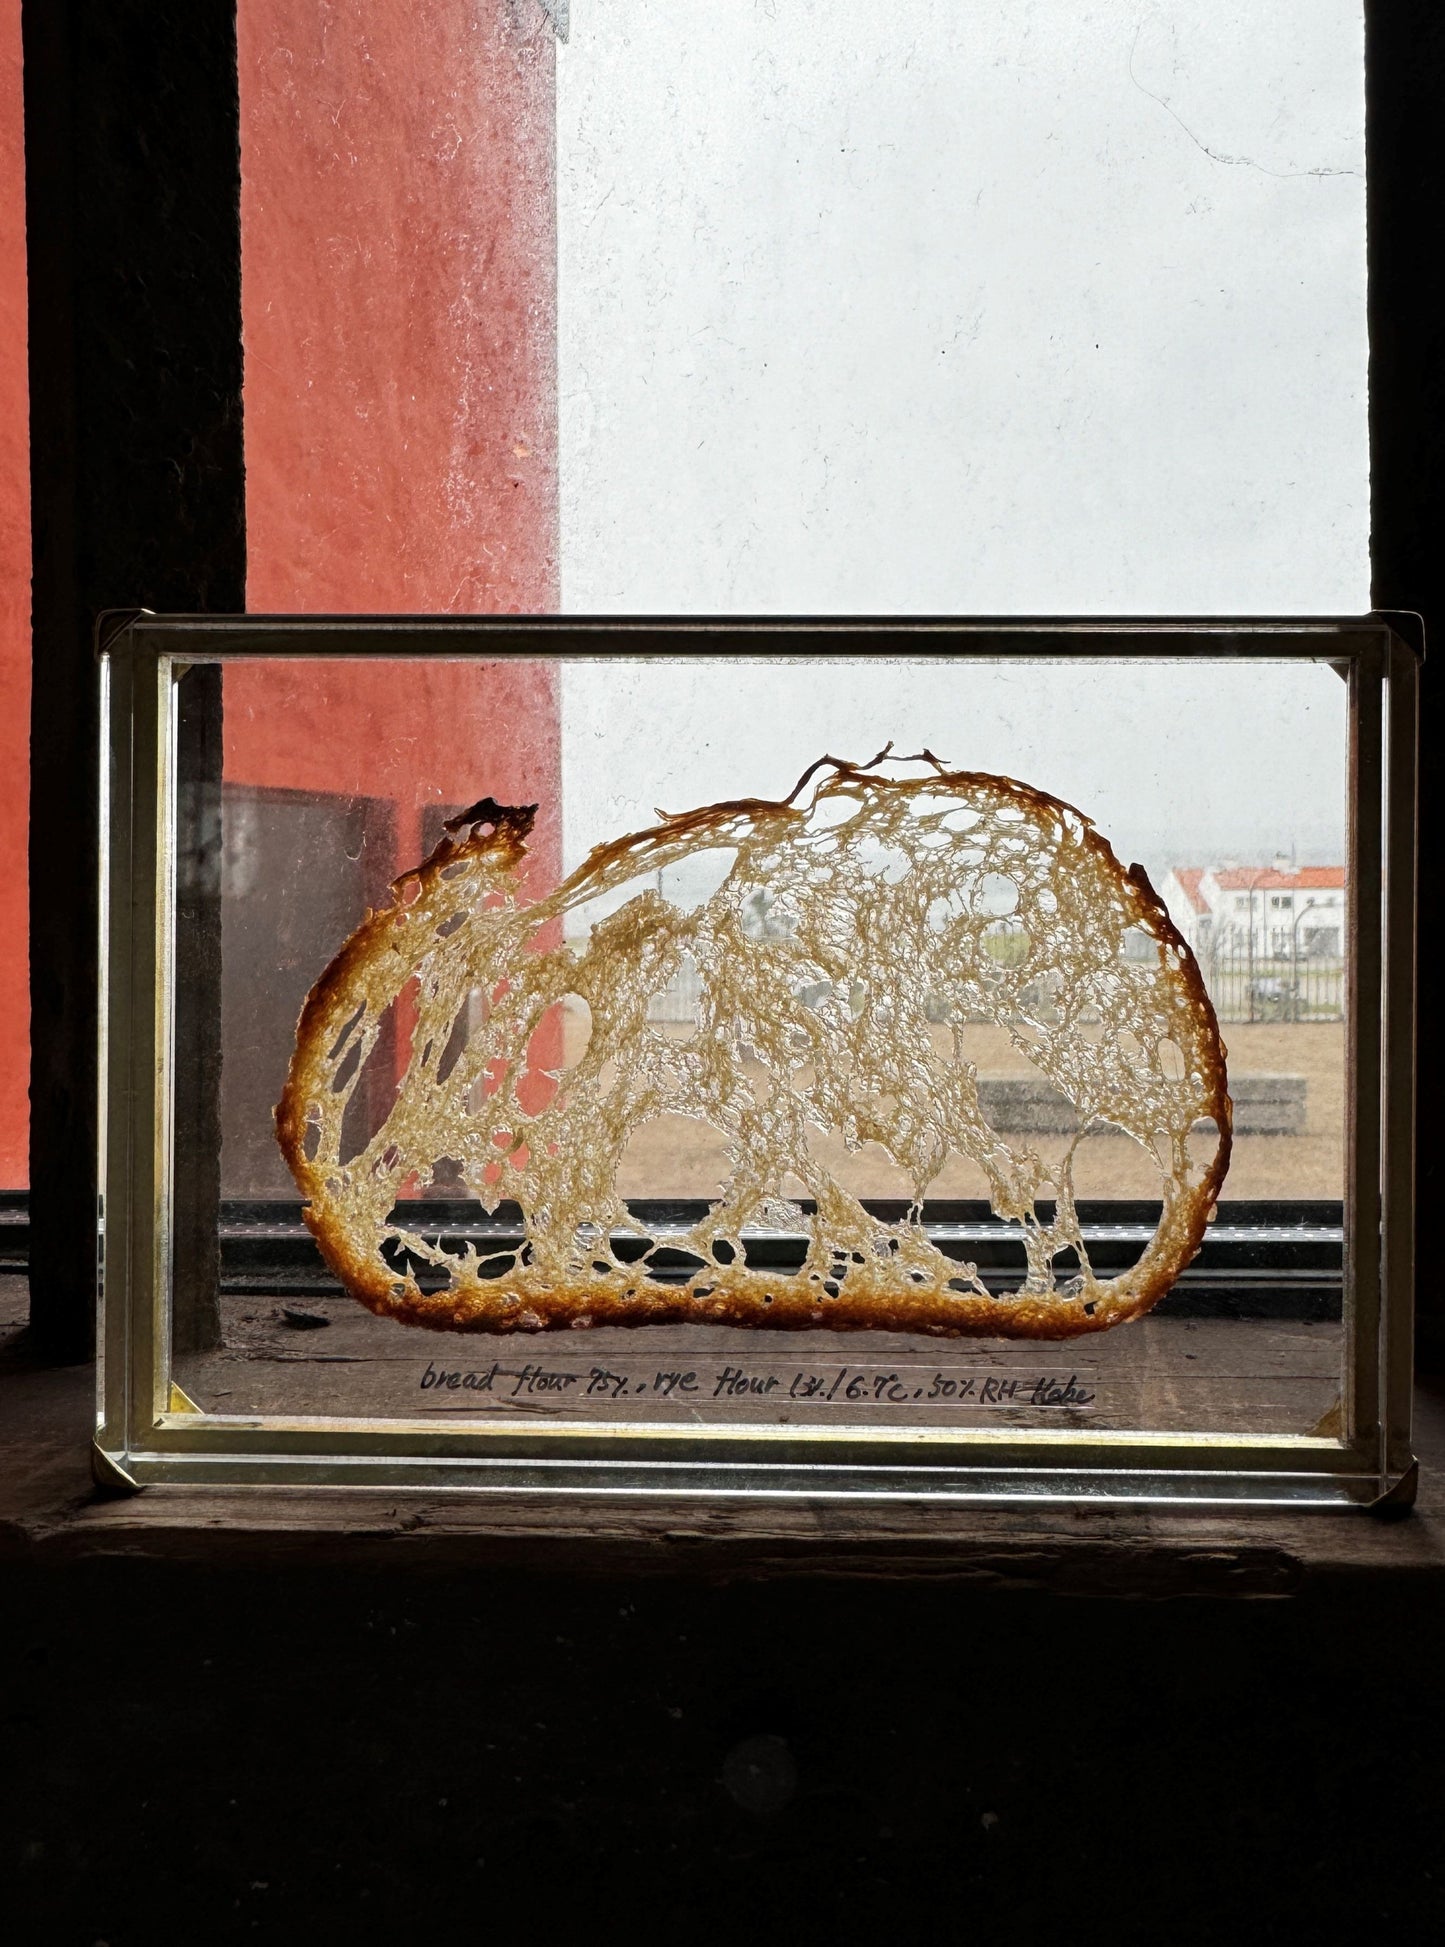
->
[1290,896,1317,1022]
[1240,867,1271,1023]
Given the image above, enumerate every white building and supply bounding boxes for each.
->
[1160,863,1346,965]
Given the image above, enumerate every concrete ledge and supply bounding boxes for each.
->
[1227,1074,1309,1136]
[977,1073,1306,1137]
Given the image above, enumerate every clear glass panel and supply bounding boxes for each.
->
[556,0,1367,613]
[238,0,1367,619]
[170,648,1347,1441]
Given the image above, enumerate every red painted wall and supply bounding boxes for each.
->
[0,4,565,1187]
[235,0,564,1146]
[235,0,563,884]
[0,0,28,1186]
[238,0,558,617]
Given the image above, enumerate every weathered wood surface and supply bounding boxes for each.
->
[176,1295,1342,1435]
[3,1276,1441,1593]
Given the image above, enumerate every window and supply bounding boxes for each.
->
[90,8,1409,1508]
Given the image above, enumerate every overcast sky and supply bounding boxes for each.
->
[555,1,1366,617]
[559,655,1347,897]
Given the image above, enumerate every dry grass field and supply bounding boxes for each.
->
[595,1016,1344,1204]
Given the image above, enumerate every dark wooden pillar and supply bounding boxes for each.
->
[1365,2,1445,1366]
[23,4,243,1358]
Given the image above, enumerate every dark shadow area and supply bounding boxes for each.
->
[2,1557,1441,1943]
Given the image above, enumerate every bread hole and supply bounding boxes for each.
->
[514,1062,558,1117]
[747,1066,776,1108]
[1019,969,1064,1026]
[837,980,867,1021]
[810,790,864,829]
[563,874,661,950]
[615,1110,730,1201]
[927,891,967,933]
[435,1003,470,1085]
[739,890,798,941]
[475,1252,520,1282]
[1049,1117,1139,1198]
[661,847,736,912]
[1157,1037,1185,1083]
[301,1109,322,1162]
[515,996,583,1084]
[1121,925,1155,963]
[641,1243,709,1280]
[435,909,468,939]
[464,1054,511,1117]
[543,993,588,1070]
[1185,1118,1224,1184]
[939,805,982,832]
[855,834,912,883]
[327,1001,367,1064]
[804,1125,914,1199]
[980,873,1019,917]
[985,921,1030,969]
[647,952,701,1037]
[336,979,413,1164]
[330,1038,363,1097]
[874,849,913,885]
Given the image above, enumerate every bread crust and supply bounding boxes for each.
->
[276,759,1231,1338]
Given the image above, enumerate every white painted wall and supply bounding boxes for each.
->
[554,0,1367,616]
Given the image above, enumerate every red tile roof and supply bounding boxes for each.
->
[1210,866,1345,892]
[1172,867,1209,913]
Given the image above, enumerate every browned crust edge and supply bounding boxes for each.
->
[275,763,1232,1341]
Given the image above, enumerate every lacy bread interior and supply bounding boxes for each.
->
[275,753,1231,1337]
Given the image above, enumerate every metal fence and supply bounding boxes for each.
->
[645,953,1346,1031]
[1197,942,1345,1023]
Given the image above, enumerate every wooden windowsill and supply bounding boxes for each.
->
[5,1276,1443,1594]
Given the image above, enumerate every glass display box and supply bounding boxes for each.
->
[95,615,1417,1506]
